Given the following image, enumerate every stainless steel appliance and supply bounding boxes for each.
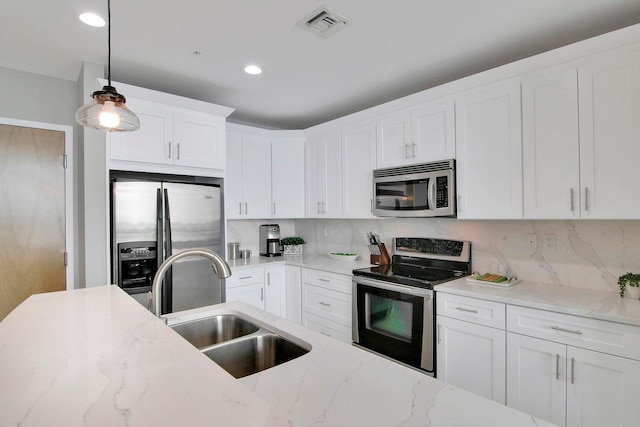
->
[372,160,455,218]
[352,237,471,375]
[259,224,282,257]
[110,171,224,314]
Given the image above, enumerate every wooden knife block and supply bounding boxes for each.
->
[370,243,391,265]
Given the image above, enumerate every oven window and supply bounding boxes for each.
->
[366,293,413,342]
[375,179,430,211]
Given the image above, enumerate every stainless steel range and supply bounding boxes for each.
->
[352,237,471,375]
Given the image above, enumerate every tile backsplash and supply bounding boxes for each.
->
[228,218,640,294]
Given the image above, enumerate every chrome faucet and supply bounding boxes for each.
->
[150,248,232,317]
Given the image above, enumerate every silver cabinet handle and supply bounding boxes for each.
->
[437,324,442,344]
[244,202,248,215]
[320,331,331,337]
[570,357,576,384]
[261,288,264,301]
[168,141,172,159]
[555,354,560,380]
[584,187,589,211]
[267,273,271,286]
[550,325,582,335]
[371,198,374,213]
[239,276,253,280]
[570,188,575,212]
[273,202,276,216]
[411,142,417,158]
[455,306,478,314]
[319,278,330,283]
[176,142,181,160]
[239,202,242,215]
[317,202,321,213]
[404,143,410,159]
[457,194,462,212]
[319,302,331,307]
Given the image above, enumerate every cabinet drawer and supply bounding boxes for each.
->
[301,268,351,294]
[437,293,506,329]
[226,267,264,288]
[507,305,640,360]
[302,284,351,326]
[303,312,352,344]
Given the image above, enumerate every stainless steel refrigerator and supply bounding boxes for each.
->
[110,171,224,314]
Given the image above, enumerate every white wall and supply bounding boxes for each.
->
[294,218,640,294]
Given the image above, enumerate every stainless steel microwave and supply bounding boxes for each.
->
[372,160,456,218]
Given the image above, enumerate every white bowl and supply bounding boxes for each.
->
[328,252,359,261]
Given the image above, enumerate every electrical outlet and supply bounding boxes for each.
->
[525,233,537,251]
[543,234,556,251]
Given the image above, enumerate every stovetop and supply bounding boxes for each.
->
[352,238,472,289]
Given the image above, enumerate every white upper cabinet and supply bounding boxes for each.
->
[376,98,454,168]
[341,122,376,218]
[522,68,581,218]
[455,80,523,219]
[305,132,342,218]
[578,48,640,219]
[110,98,227,173]
[271,137,305,218]
[225,133,271,219]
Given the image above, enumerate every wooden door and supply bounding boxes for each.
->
[0,124,66,320]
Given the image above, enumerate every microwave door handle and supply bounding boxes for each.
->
[428,178,437,210]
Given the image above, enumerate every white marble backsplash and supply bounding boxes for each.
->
[292,218,640,294]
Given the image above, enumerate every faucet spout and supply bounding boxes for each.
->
[151,248,232,317]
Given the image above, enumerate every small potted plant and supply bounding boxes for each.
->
[281,236,305,255]
[618,272,640,299]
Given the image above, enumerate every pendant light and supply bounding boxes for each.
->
[75,0,140,132]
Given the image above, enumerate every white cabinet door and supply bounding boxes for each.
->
[455,80,523,219]
[272,138,305,218]
[225,283,264,310]
[507,333,567,427]
[225,133,244,219]
[305,132,342,218]
[436,315,506,403]
[264,265,286,317]
[226,134,271,219]
[566,346,640,427]
[173,112,225,170]
[342,122,376,218]
[376,112,412,168]
[578,49,640,219]
[522,68,581,219]
[110,98,173,165]
[411,97,455,162]
[284,265,302,324]
[241,136,271,219]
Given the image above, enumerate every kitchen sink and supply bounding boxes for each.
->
[168,311,310,378]
[202,333,309,378]
[169,314,260,348]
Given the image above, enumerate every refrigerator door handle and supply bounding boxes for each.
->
[156,189,164,270]
[163,188,173,314]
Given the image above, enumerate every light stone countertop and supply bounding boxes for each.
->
[0,285,557,427]
[227,253,373,276]
[435,277,640,327]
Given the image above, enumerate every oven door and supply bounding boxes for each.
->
[352,277,434,373]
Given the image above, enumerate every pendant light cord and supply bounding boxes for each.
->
[107,0,112,86]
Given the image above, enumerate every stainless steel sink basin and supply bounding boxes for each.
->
[201,333,309,378]
[169,314,260,348]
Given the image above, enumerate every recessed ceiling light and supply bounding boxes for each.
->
[244,65,262,75]
[79,12,106,27]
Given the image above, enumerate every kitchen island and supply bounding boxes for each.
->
[0,286,556,426]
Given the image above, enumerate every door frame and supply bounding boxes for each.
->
[0,117,74,290]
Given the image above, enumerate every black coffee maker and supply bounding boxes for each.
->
[259,224,282,257]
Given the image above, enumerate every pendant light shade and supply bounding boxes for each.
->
[75,0,139,132]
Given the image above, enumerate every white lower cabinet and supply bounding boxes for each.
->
[301,268,352,343]
[436,293,506,403]
[226,265,287,317]
[506,305,640,427]
[284,265,302,324]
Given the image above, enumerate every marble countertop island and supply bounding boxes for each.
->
[0,286,557,427]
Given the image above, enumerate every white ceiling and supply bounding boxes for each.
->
[2,1,640,129]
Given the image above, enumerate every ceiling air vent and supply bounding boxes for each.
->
[297,6,351,38]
